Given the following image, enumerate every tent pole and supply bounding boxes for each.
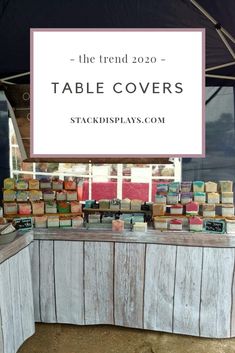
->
[216,29,235,59]
[206,62,235,72]
[206,74,235,80]
[190,0,235,44]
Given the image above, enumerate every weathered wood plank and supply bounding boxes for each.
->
[144,244,176,332]
[114,243,145,328]
[84,242,113,325]
[173,246,202,336]
[200,248,234,338]
[39,241,56,322]
[18,247,35,340]
[29,240,40,321]
[54,241,84,324]
[0,260,15,353]
[9,255,24,352]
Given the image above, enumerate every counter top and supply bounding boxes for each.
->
[34,228,235,248]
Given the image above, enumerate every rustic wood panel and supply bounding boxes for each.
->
[84,242,113,325]
[0,260,15,353]
[200,248,235,338]
[29,241,40,322]
[9,255,24,351]
[144,244,176,332]
[230,249,235,336]
[33,228,235,249]
[17,247,35,340]
[114,243,145,328]
[54,241,84,324]
[39,241,56,322]
[173,247,202,336]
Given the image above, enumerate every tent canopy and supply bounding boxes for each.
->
[0,0,234,86]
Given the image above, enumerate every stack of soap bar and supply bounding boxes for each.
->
[112,219,124,232]
[169,182,180,193]
[52,180,64,190]
[110,199,121,210]
[221,192,233,204]
[16,179,28,190]
[194,192,206,203]
[166,192,179,205]
[181,181,192,192]
[32,201,44,215]
[133,222,147,232]
[34,216,47,228]
[155,194,167,204]
[170,204,183,214]
[157,184,168,192]
[205,181,217,193]
[45,201,57,214]
[189,216,203,231]
[226,218,235,233]
[169,219,182,230]
[40,179,51,189]
[56,191,67,201]
[59,216,71,227]
[3,190,16,201]
[207,192,220,204]
[57,201,70,213]
[72,216,83,228]
[153,217,168,230]
[219,180,233,192]
[64,180,77,190]
[66,191,77,201]
[70,201,82,213]
[29,190,42,201]
[28,179,39,190]
[99,199,110,209]
[130,199,142,211]
[202,204,215,217]
[222,205,234,216]
[18,203,31,215]
[180,192,192,205]
[120,199,131,210]
[193,181,204,192]
[186,201,199,215]
[4,178,15,189]
[47,216,59,227]
[88,214,100,223]
[43,190,55,201]
[152,203,166,216]
[3,202,17,215]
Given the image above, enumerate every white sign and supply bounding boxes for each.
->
[31,29,205,157]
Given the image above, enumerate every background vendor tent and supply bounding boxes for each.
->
[0,0,234,191]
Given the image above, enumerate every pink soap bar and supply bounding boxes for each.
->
[186,201,199,213]
[112,219,124,232]
[170,219,182,225]
[189,216,203,225]
[18,203,32,215]
[70,201,82,213]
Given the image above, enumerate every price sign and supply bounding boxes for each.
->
[204,219,225,234]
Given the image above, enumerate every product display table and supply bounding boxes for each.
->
[1,229,235,353]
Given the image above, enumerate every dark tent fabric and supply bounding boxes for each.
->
[0,0,234,85]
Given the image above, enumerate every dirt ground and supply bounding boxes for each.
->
[18,323,235,353]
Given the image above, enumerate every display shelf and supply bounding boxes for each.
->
[3,212,83,220]
[83,208,150,213]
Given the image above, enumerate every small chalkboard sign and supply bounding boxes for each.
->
[13,217,33,230]
[204,219,225,234]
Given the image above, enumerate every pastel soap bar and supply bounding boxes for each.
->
[203,204,215,217]
[72,216,83,228]
[157,184,168,192]
[3,190,16,201]
[189,216,203,231]
[66,191,77,201]
[168,182,180,193]
[29,190,42,201]
[16,191,28,202]
[170,204,183,214]
[155,194,167,204]
[120,199,131,210]
[32,201,45,215]
[133,222,147,232]
[45,201,57,214]
[3,202,17,215]
[193,192,206,203]
[207,192,220,204]
[52,180,64,190]
[99,199,110,209]
[57,201,70,213]
[16,179,28,190]
[130,199,142,211]
[153,217,168,230]
[28,179,39,190]
[169,219,182,231]
[222,205,234,217]
[193,181,205,192]
[152,204,166,216]
[219,180,233,193]
[205,181,217,193]
[18,203,31,215]
[181,181,192,192]
[40,179,51,189]
[186,201,199,215]
[64,180,77,190]
[70,201,82,213]
[180,192,192,205]
[166,192,179,205]
[56,191,67,201]
[221,192,233,204]
[34,216,47,228]
[47,216,59,227]
[112,219,124,232]
[4,178,15,189]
